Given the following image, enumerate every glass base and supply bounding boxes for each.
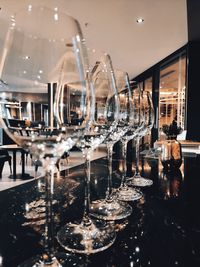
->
[18,255,62,267]
[19,252,86,267]
[57,219,116,254]
[90,199,132,221]
[128,176,153,187]
[54,252,86,267]
[117,186,143,202]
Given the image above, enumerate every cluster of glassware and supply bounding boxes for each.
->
[0,5,155,267]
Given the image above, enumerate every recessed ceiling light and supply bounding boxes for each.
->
[136,17,144,24]
[54,13,58,21]
[28,5,32,12]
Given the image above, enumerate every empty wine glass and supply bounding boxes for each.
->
[140,90,157,159]
[128,90,154,187]
[90,69,133,220]
[117,81,143,201]
[56,51,118,254]
[0,5,92,266]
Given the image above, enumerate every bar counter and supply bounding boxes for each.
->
[0,152,200,267]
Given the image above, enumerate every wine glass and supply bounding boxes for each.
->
[89,69,133,220]
[116,81,143,201]
[143,99,157,159]
[0,5,92,266]
[56,51,118,254]
[128,90,154,187]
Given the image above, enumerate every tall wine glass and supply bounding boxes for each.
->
[90,69,133,220]
[0,5,92,266]
[128,90,154,187]
[57,51,118,254]
[141,90,156,159]
[117,82,143,201]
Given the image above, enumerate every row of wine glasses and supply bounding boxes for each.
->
[0,4,155,266]
[89,69,134,221]
[57,50,119,254]
[56,60,155,254]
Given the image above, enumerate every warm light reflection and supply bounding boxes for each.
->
[0,255,3,265]
[119,160,123,172]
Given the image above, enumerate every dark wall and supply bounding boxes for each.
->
[187,0,200,42]
[186,42,200,141]
[186,0,200,140]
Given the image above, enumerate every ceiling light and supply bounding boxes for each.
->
[54,13,58,21]
[28,5,32,12]
[23,55,30,60]
[136,18,144,24]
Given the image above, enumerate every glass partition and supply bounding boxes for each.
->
[158,54,186,140]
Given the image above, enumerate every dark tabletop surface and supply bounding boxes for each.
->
[0,152,200,267]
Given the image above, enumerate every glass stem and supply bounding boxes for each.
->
[135,137,141,177]
[43,162,56,264]
[120,140,128,188]
[82,151,92,227]
[106,144,113,200]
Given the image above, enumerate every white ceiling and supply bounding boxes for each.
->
[0,0,188,79]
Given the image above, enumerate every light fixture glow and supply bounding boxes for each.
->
[54,13,58,21]
[136,17,144,24]
[28,5,32,12]
[24,55,30,60]
[0,255,3,265]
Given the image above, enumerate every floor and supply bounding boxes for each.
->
[0,145,107,192]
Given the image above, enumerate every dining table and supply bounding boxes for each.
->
[0,144,33,180]
[0,149,200,267]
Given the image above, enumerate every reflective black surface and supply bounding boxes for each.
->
[0,153,200,267]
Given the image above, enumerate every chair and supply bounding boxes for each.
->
[56,151,70,171]
[0,149,12,178]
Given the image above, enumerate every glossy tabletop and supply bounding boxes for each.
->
[0,152,200,267]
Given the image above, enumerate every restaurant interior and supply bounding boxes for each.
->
[0,0,200,267]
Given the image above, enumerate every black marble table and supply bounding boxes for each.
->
[0,153,200,267]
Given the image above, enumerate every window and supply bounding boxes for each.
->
[158,53,186,139]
